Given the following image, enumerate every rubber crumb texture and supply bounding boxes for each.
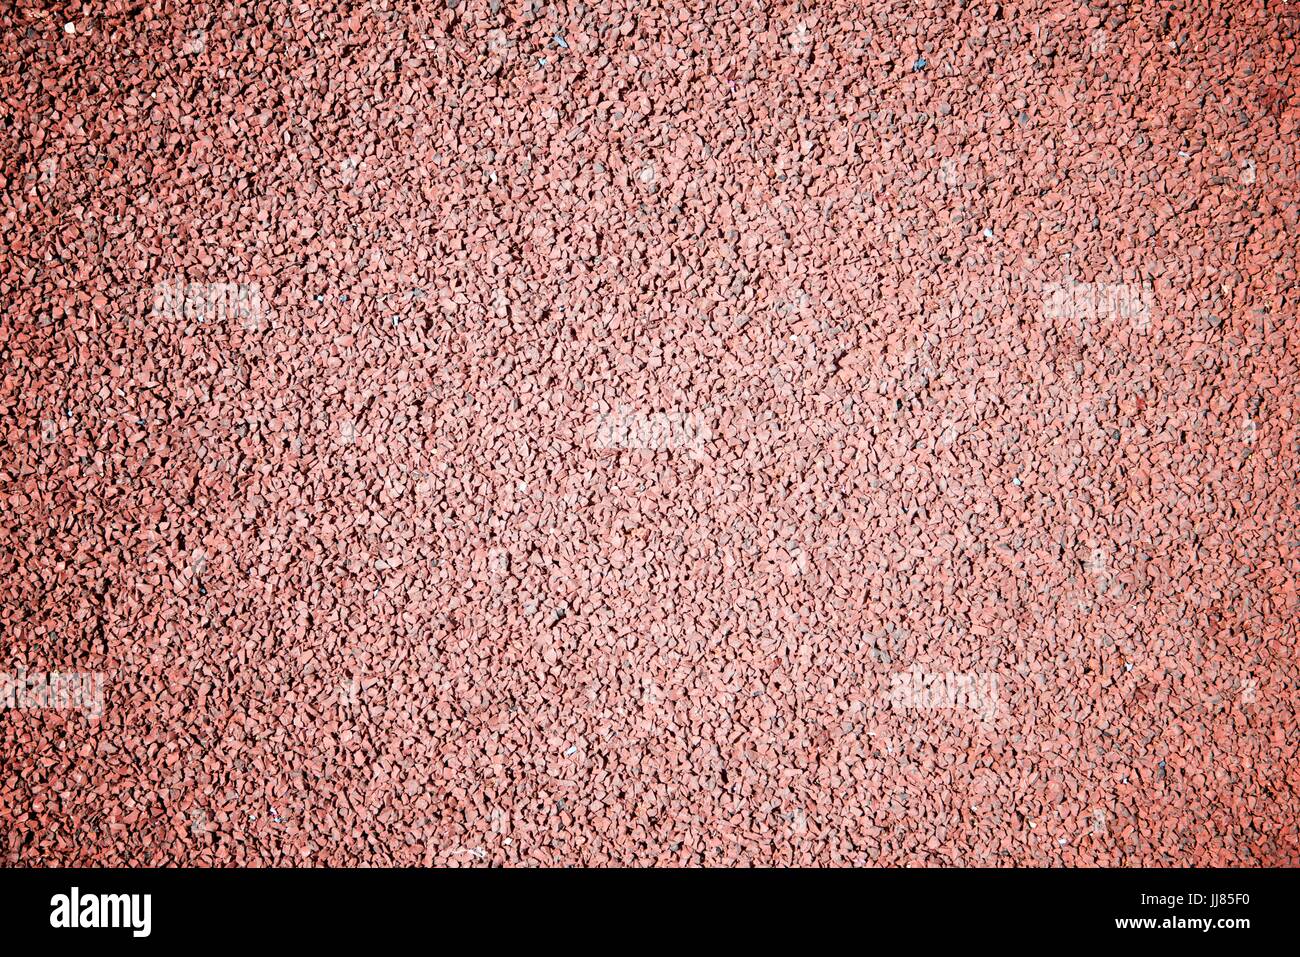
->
[2,0,1299,866]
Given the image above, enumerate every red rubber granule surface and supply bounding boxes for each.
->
[2,0,1298,866]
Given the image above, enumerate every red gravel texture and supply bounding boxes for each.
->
[2,0,1298,867]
